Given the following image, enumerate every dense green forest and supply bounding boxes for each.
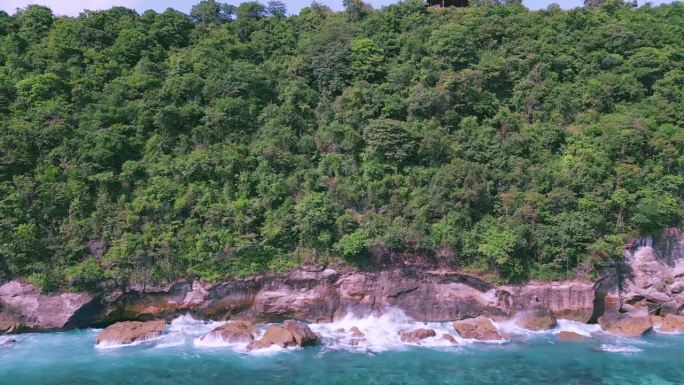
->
[0,0,682,290]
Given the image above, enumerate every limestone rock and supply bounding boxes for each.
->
[283,320,319,347]
[0,280,98,332]
[96,320,166,345]
[660,314,684,333]
[557,331,589,341]
[247,321,319,350]
[441,334,456,344]
[515,306,557,331]
[453,316,502,341]
[598,308,652,337]
[198,322,257,344]
[399,328,436,344]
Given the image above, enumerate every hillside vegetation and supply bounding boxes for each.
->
[0,0,682,290]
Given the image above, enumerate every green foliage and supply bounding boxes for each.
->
[0,1,681,288]
[334,229,371,260]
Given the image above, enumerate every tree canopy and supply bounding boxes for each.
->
[0,0,681,290]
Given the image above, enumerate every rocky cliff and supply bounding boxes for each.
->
[599,227,684,316]
[1,228,682,333]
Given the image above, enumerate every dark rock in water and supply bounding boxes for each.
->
[247,321,319,351]
[557,331,589,341]
[96,320,166,346]
[598,308,652,337]
[198,322,257,344]
[0,338,17,347]
[659,314,684,333]
[516,305,557,331]
[453,316,502,341]
[399,328,436,344]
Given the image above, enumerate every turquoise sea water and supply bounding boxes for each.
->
[2,316,684,385]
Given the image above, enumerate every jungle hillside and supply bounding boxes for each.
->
[0,0,682,290]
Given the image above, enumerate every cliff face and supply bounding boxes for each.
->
[600,228,684,315]
[1,228,682,333]
[0,268,596,332]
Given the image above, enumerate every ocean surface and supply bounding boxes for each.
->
[2,310,684,385]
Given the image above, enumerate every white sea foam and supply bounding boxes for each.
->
[595,344,643,353]
[553,319,602,337]
[95,333,165,350]
[309,308,471,353]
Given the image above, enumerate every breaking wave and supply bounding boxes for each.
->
[92,307,646,354]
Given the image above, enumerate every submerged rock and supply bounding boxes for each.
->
[199,322,257,344]
[247,321,319,350]
[96,320,166,346]
[399,328,436,344]
[660,314,684,333]
[441,334,457,344]
[0,338,16,347]
[453,316,502,341]
[515,306,557,331]
[349,326,365,338]
[598,308,652,337]
[557,331,589,341]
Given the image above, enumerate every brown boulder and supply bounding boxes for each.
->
[557,331,589,341]
[96,320,166,345]
[399,328,436,344]
[350,326,365,338]
[598,308,653,337]
[651,315,664,326]
[283,320,319,347]
[453,316,502,341]
[247,325,295,350]
[198,322,257,344]
[441,334,456,344]
[660,314,684,333]
[516,306,557,331]
[247,321,319,350]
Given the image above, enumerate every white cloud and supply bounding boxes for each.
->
[1,0,144,16]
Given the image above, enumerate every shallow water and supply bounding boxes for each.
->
[2,312,684,385]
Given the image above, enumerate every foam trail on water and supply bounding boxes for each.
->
[595,344,643,353]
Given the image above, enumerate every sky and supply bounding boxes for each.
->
[0,0,676,16]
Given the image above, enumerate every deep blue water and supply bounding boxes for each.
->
[2,318,684,385]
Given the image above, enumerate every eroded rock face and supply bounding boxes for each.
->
[198,322,257,344]
[0,281,98,332]
[453,316,502,341]
[598,308,653,337]
[96,320,166,346]
[515,305,557,331]
[100,267,595,327]
[399,328,436,343]
[660,314,684,333]
[501,281,595,322]
[600,228,684,316]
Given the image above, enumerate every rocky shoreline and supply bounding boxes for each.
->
[2,228,683,349]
